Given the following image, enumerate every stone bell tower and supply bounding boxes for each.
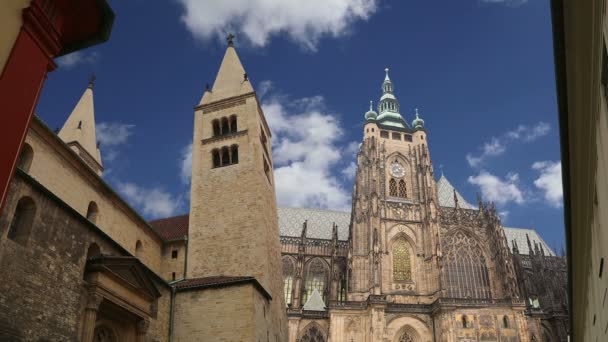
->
[349,68,442,301]
[184,35,287,341]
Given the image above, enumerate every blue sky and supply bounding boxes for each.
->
[35,0,565,250]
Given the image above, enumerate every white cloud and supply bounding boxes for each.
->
[466,122,550,167]
[117,182,183,219]
[342,162,357,180]
[532,161,563,207]
[498,210,510,221]
[179,143,193,185]
[262,92,355,210]
[97,123,135,146]
[56,51,99,68]
[468,170,525,205]
[176,0,378,51]
[96,122,135,162]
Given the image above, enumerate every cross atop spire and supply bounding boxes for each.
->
[226,33,235,46]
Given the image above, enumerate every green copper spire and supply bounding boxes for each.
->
[365,100,378,120]
[376,67,407,128]
[412,108,425,129]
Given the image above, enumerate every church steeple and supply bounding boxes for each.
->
[58,76,103,175]
[199,35,254,105]
[374,68,408,128]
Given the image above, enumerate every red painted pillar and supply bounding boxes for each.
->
[0,2,59,214]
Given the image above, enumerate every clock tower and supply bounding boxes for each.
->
[349,68,442,303]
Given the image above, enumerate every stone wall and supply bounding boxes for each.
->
[0,171,170,341]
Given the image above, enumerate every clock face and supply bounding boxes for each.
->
[390,162,405,178]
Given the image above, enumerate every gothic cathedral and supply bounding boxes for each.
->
[0,40,567,342]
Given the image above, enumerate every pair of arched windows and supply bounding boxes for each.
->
[211,145,239,168]
[7,196,36,245]
[212,115,237,137]
[389,178,407,198]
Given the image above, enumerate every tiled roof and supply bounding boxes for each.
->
[149,214,189,240]
[174,276,272,299]
[503,227,556,256]
[436,174,476,209]
[277,207,350,240]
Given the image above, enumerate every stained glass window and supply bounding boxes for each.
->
[389,178,397,196]
[302,258,328,304]
[283,257,294,305]
[393,239,411,281]
[398,180,407,198]
[442,231,491,299]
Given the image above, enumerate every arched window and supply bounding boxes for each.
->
[303,258,329,305]
[283,257,295,306]
[7,196,36,245]
[503,316,509,328]
[462,315,468,328]
[212,119,221,137]
[212,149,220,168]
[398,180,407,198]
[221,117,229,135]
[229,115,237,133]
[300,324,325,342]
[393,239,411,281]
[442,231,491,299]
[230,145,239,164]
[86,201,99,224]
[389,178,397,196]
[17,143,33,172]
[135,240,143,257]
[221,147,230,166]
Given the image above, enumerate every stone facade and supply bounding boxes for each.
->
[0,38,568,341]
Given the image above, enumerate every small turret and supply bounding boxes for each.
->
[365,100,378,120]
[412,108,425,129]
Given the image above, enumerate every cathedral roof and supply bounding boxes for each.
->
[503,227,556,256]
[436,174,476,209]
[277,207,350,241]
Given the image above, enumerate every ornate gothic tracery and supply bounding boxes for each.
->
[442,231,491,298]
[300,324,325,342]
[303,258,329,304]
[393,239,412,281]
[399,332,413,342]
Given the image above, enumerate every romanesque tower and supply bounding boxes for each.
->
[185,37,287,340]
[349,69,442,302]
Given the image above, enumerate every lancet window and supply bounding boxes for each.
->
[393,238,412,281]
[283,257,295,306]
[442,231,491,299]
[302,258,329,305]
[7,196,36,245]
[389,178,397,196]
[398,180,407,197]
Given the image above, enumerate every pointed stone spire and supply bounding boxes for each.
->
[384,67,391,81]
[199,34,254,105]
[58,77,103,174]
[526,234,534,256]
[453,188,459,209]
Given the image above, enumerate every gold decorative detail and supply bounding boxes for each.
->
[393,239,411,281]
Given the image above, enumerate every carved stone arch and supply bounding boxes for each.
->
[387,224,417,246]
[297,321,326,342]
[442,227,491,260]
[386,315,432,342]
[386,151,412,166]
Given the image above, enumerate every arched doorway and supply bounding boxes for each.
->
[93,325,117,342]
